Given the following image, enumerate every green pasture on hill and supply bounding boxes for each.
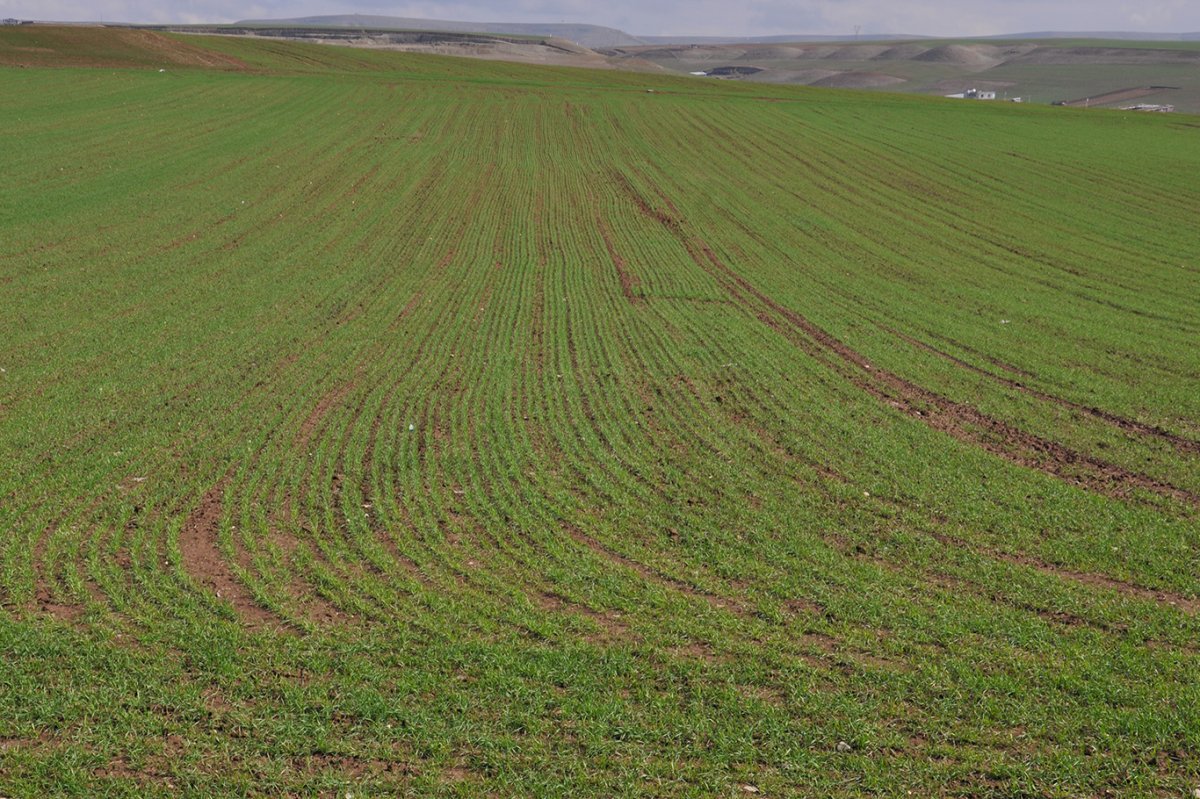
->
[1,27,1198,798]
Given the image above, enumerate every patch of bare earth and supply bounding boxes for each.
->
[924,529,1199,616]
[887,327,1200,457]
[609,173,1199,511]
[563,521,750,617]
[533,589,635,643]
[294,378,357,451]
[179,477,289,630]
[32,510,82,622]
[595,212,644,306]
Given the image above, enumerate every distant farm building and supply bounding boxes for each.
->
[945,88,997,100]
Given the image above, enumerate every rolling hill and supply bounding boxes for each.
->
[236,14,646,48]
[611,38,1200,110]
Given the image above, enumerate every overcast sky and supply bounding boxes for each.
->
[3,0,1199,37]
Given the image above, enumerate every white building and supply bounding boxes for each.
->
[945,88,997,100]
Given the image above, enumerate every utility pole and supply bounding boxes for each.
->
[854,25,861,41]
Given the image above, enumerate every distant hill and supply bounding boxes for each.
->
[634,31,1200,46]
[611,37,1200,112]
[231,17,1200,48]
[987,31,1200,41]
[639,34,929,45]
[236,14,645,48]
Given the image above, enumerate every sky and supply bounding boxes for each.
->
[2,0,1199,37]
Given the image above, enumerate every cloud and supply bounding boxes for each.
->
[1,0,1198,35]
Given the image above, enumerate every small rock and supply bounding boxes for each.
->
[836,740,852,753]
[741,787,759,794]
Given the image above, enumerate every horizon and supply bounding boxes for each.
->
[4,1,1200,38]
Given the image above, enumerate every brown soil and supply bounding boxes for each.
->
[887,327,1200,457]
[291,752,417,779]
[533,589,634,642]
[31,496,108,622]
[295,378,357,450]
[287,569,350,625]
[178,476,288,629]
[442,764,478,784]
[31,509,78,621]
[595,213,643,306]
[610,174,1199,510]
[782,597,826,617]
[1006,550,1199,615]
[563,522,749,617]
[925,529,1198,616]
[924,567,1122,633]
[667,640,727,662]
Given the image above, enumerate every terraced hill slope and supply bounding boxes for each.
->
[1,26,1198,798]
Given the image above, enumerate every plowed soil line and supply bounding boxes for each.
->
[703,242,1198,508]
[295,378,358,450]
[595,213,643,306]
[926,529,1198,615]
[563,522,748,616]
[612,175,1198,509]
[887,326,1200,457]
[180,477,288,630]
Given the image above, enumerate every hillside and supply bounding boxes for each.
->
[237,14,646,48]
[1,26,1199,798]
[614,38,1200,111]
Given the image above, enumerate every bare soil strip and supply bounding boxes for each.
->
[1001,549,1200,616]
[887,327,1200,456]
[532,589,635,642]
[712,244,1199,507]
[924,530,1199,615]
[179,477,289,629]
[31,506,81,621]
[611,176,1199,510]
[295,378,358,450]
[31,495,109,621]
[595,214,643,306]
[563,522,749,616]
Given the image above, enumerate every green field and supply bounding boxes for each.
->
[1,26,1199,798]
